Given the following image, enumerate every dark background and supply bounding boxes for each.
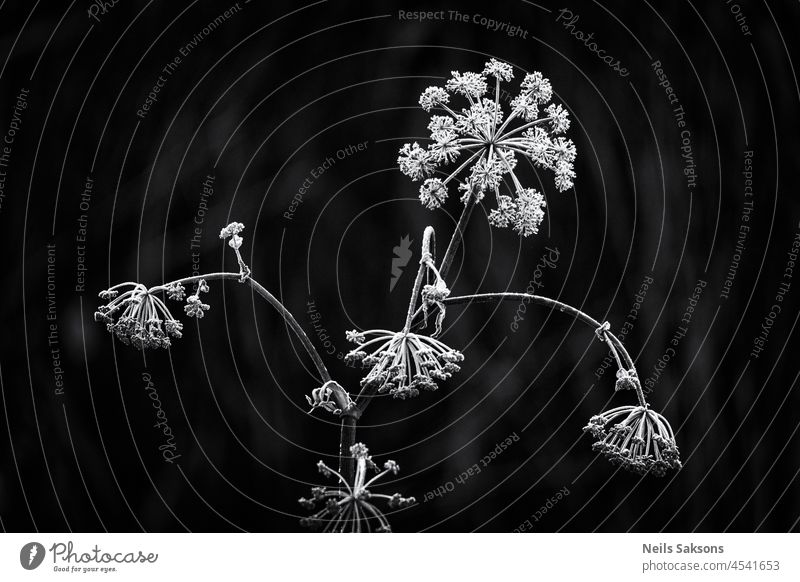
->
[0,0,798,532]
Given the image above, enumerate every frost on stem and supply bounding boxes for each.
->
[398,57,577,237]
[583,405,682,476]
[299,443,415,533]
[305,380,355,416]
[344,329,463,400]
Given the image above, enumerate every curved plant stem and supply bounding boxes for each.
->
[351,227,438,419]
[156,272,355,478]
[152,272,331,384]
[442,292,646,406]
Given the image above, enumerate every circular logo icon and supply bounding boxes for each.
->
[20,542,45,570]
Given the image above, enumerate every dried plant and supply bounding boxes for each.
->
[95,59,680,533]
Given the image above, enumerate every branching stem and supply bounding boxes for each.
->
[151,271,331,384]
[442,292,646,406]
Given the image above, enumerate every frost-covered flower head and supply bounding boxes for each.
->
[219,222,250,281]
[583,405,682,476]
[95,223,250,350]
[299,443,415,532]
[94,283,183,349]
[398,58,577,237]
[345,329,463,399]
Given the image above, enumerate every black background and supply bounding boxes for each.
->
[0,0,798,532]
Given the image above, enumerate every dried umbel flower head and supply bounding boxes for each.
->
[614,368,640,392]
[94,283,183,350]
[344,329,464,399]
[219,222,251,281]
[183,279,210,318]
[299,443,415,533]
[398,58,577,237]
[583,405,682,476]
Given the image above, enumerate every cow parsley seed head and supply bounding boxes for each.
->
[184,280,211,318]
[545,103,571,134]
[583,405,682,476]
[483,58,514,81]
[520,71,553,103]
[94,283,183,350]
[615,368,640,392]
[398,142,434,181]
[184,295,210,318]
[219,222,245,239]
[300,443,415,533]
[345,329,366,344]
[399,59,577,236]
[445,70,487,98]
[428,129,461,163]
[488,195,516,229]
[419,178,448,209]
[513,188,547,237]
[344,329,463,399]
[166,282,186,301]
[419,86,450,112]
[510,93,539,122]
[218,222,251,281]
[428,115,455,132]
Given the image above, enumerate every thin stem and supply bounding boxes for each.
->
[151,271,331,383]
[439,189,477,281]
[246,278,332,384]
[339,415,358,483]
[442,292,646,405]
[497,115,553,141]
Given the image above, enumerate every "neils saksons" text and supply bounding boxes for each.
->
[644,543,724,554]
